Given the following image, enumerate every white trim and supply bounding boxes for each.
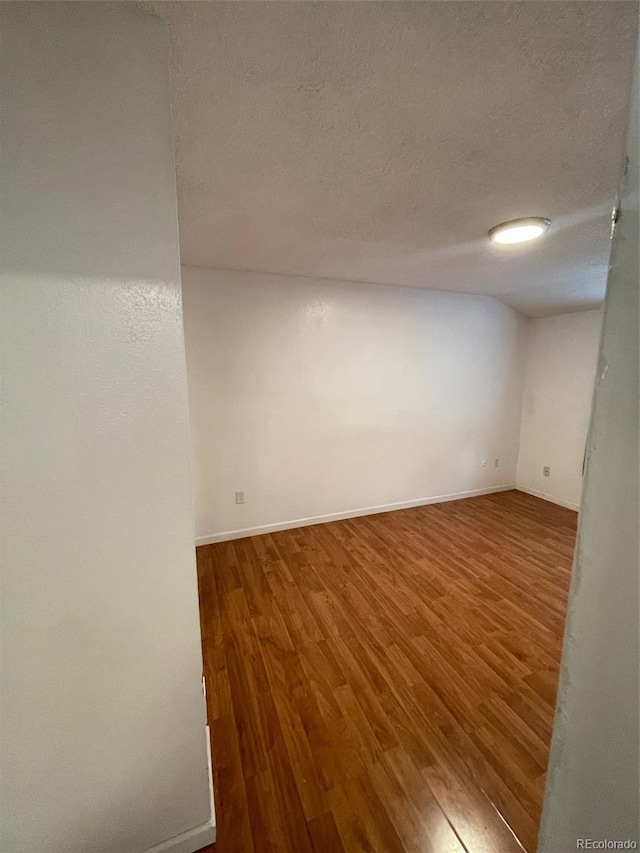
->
[141,820,215,853]
[515,485,580,511]
[205,723,216,841]
[195,484,515,545]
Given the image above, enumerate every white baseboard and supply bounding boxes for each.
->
[515,485,580,511]
[195,484,515,545]
[142,820,215,853]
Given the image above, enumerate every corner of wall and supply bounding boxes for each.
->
[513,314,533,487]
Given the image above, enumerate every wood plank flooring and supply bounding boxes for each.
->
[196,489,577,853]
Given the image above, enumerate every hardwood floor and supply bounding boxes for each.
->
[196,489,577,853]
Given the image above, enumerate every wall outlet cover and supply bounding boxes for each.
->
[543,466,551,477]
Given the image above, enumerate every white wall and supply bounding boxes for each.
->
[0,6,213,853]
[539,44,638,851]
[182,267,527,542]
[516,309,602,510]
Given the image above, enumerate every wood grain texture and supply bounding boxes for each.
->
[196,490,576,853]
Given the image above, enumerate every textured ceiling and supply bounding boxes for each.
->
[162,1,638,317]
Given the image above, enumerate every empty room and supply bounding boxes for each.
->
[1,3,638,853]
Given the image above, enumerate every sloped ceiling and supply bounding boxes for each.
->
[162,1,638,316]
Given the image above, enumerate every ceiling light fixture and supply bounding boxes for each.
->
[489,217,551,245]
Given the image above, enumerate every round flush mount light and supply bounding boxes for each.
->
[489,217,551,245]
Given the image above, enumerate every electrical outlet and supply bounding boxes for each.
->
[494,458,499,468]
[481,459,487,468]
[235,489,245,504]
[543,466,550,477]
